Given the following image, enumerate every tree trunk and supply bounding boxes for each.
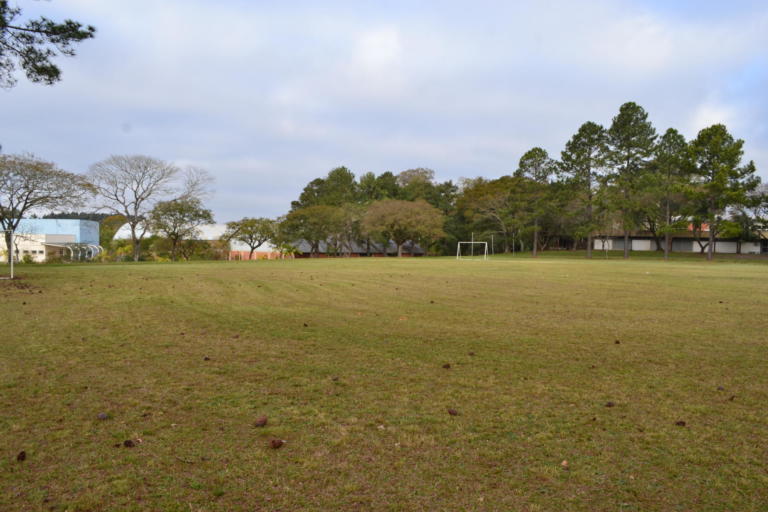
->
[586,234,593,259]
[133,240,141,262]
[623,231,630,259]
[397,243,403,257]
[532,218,539,257]
[663,198,671,260]
[3,230,13,265]
[249,247,256,260]
[170,238,180,261]
[707,226,715,261]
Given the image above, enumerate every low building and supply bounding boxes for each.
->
[593,227,767,255]
[0,219,102,262]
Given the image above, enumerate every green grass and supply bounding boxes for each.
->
[1,256,767,511]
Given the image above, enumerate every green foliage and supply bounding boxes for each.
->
[515,148,558,255]
[292,167,359,209]
[688,124,761,259]
[558,121,608,256]
[458,176,534,253]
[362,199,445,256]
[149,198,214,261]
[515,147,556,184]
[0,1,95,88]
[223,217,276,257]
[358,171,400,202]
[42,211,111,222]
[281,102,761,259]
[99,214,127,248]
[605,102,658,254]
[280,205,344,256]
[640,128,691,254]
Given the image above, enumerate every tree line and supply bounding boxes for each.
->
[273,102,765,260]
[1,102,765,263]
[0,153,216,262]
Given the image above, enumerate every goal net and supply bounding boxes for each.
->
[1,230,14,279]
[456,241,488,260]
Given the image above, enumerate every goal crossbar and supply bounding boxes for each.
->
[456,241,488,260]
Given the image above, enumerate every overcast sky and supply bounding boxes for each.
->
[2,0,766,221]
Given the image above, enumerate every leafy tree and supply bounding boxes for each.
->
[362,199,444,256]
[358,171,400,202]
[559,121,608,258]
[0,1,95,88]
[148,198,214,261]
[458,176,532,253]
[606,102,658,258]
[88,155,181,262]
[515,147,557,256]
[397,168,435,200]
[281,205,344,257]
[291,167,358,209]
[687,124,761,261]
[0,153,91,263]
[643,128,690,259]
[326,203,365,256]
[721,207,763,254]
[99,213,127,248]
[223,217,277,259]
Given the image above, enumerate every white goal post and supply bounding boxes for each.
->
[456,241,488,260]
[1,230,14,280]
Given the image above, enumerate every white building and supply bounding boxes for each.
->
[593,232,766,255]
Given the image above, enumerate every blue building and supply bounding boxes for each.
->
[1,219,101,262]
[17,219,100,245]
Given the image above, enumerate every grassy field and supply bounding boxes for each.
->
[2,255,767,511]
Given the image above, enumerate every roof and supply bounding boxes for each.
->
[291,239,424,255]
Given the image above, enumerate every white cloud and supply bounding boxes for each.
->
[2,0,767,219]
[686,101,738,136]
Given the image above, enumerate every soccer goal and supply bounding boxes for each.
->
[456,241,488,260]
[1,230,14,280]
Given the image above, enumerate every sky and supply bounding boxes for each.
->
[2,0,767,221]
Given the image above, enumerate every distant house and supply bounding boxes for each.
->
[292,240,425,258]
[0,219,102,262]
[594,225,767,255]
[194,224,284,260]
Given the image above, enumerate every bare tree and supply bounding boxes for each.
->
[179,166,214,201]
[88,155,180,261]
[0,153,91,263]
